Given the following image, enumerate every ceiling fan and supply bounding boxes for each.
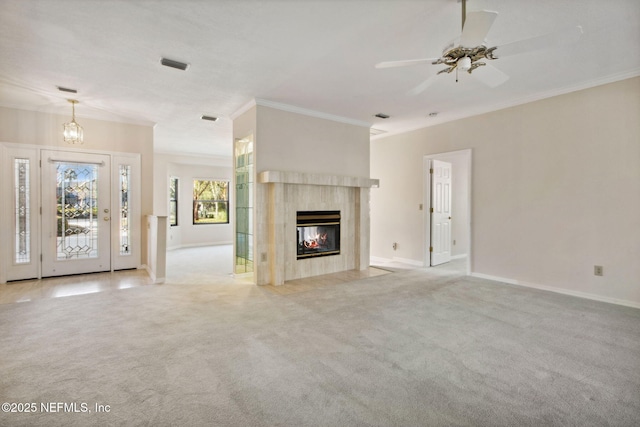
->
[375,0,583,94]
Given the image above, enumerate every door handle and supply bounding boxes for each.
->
[104,217,110,221]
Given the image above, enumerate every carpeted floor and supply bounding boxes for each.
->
[166,244,242,285]
[1,265,639,426]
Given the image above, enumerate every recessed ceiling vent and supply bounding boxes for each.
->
[201,115,218,122]
[374,113,390,119]
[160,57,190,71]
[57,86,77,94]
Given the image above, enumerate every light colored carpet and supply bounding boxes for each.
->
[1,266,639,426]
[166,244,241,285]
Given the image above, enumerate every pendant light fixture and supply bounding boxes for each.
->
[63,99,83,144]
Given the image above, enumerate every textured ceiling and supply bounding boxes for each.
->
[0,0,638,157]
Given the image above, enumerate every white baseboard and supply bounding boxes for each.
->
[393,257,424,267]
[145,264,156,283]
[372,255,467,266]
[370,256,392,265]
[471,272,640,310]
[143,264,165,284]
[370,256,424,267]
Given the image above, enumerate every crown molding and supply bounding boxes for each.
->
[229,99,257,120]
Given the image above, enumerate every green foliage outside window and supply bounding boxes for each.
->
[193,180,229,224]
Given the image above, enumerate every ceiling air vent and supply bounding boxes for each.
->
[374,113,390,119]
[57,86,77,94]
[201,115,218,122]
[160,57,190,71]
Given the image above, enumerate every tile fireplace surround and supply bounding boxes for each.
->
[257,171,379,286]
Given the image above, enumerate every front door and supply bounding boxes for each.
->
[41,150,111,277]
[430,159,452,266]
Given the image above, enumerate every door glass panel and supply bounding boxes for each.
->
[56,162,99,260]
[14,158,31,264]
[119,165,131,255]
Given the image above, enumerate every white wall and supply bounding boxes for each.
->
[371,76,640,307]
[155,153,233,249]
[256,105,370,177]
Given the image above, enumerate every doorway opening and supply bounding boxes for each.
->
[423,149,472,274]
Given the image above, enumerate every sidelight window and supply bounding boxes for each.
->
[14,158,31,264]
[119,165,131,255]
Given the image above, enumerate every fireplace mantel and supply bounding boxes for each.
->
[258,170,379,188]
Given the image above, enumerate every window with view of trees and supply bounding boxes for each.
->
[169,177,178,226]
[193,179,229,224]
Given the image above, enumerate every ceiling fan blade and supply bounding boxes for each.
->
[407,74,439,96]
[460,10,498,47]
[375,58,439,69]
[495,25,583,58]
[472,63,509,88]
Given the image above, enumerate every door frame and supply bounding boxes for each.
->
[423,149,472,274]
[0,143,141,283]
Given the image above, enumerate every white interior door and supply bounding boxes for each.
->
[41,150,111,277]
[431,159,452,266]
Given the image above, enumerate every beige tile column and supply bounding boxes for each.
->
[268,182,286,285]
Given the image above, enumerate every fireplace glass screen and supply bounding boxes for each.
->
[297,211,340,259]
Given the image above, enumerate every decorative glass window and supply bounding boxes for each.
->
[119,165,131,255]
[55,162,99,260]
[193,180,229,224]
[14,158,31,264]
[169,177,178,226]
[234,137,253,273]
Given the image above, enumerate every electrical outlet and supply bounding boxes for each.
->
[392,242,398,251]
[594,265,603,276]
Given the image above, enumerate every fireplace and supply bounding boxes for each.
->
[296,211,340,259]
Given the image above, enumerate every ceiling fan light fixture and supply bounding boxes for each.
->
[458,56,472,72]
[63,99,84,145]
